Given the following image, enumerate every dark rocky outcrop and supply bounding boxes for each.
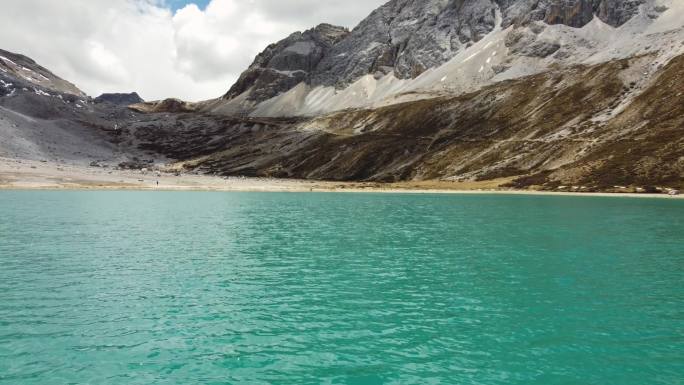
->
[222,23,349,103]
[94,92,144,106]
[497,0,645,27]
[505,28,561,57]
[129,98,197,113]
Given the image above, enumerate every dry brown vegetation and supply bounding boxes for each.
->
[123,54,683,192]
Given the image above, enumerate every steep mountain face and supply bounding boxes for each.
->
[215,0,650,116]
[329,0,647,84]
[311,0,500,87]
[502,0,645,28]
[221,24,349,105]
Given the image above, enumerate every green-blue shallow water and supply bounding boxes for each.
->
[0,191,682,385]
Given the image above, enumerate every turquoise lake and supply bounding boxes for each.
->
[0,191,682,384]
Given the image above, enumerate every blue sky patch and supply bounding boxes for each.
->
[166,0,210,12]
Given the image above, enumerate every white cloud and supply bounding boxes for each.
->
[0,0,387,102]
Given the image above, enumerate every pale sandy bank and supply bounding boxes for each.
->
[0,157,681,199]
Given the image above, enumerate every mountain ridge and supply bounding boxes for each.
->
[210,0,663,117]
[0,48,85,97]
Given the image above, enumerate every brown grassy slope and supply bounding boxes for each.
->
[553,54,684,190]
[129,54,683,190]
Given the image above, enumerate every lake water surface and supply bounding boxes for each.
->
[0,191,682,384]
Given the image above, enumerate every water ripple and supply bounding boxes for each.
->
[0,191,682,385]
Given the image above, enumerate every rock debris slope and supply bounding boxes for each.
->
[0,51,158,166]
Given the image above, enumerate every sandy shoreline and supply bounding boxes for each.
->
[0,157,681,199]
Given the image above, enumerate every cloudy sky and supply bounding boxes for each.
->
[0,0,386,101]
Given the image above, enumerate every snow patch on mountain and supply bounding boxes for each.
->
[0,49,85,97]
[0,55,17,66]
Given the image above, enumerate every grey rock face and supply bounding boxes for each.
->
[500,0,645,27]
[312,0,501,87]
[223,24,349,103]
[505,27,561,57]
[225,0,646,101]
[94,92,144,106]
[596,0,645,26]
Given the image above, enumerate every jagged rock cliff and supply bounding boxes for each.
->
[312,0,501,87]
[219,0,647,112]
[501,0,645,28]
[222,24,349,104]
[320,0,647,86]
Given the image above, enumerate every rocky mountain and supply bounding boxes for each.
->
[222,24,349,104]
[94,92,144,106]
[0,49,158,167]
[211,0,661,117]
[502,0,646,28]
[129,98,198,113]
[0,48,84,97]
